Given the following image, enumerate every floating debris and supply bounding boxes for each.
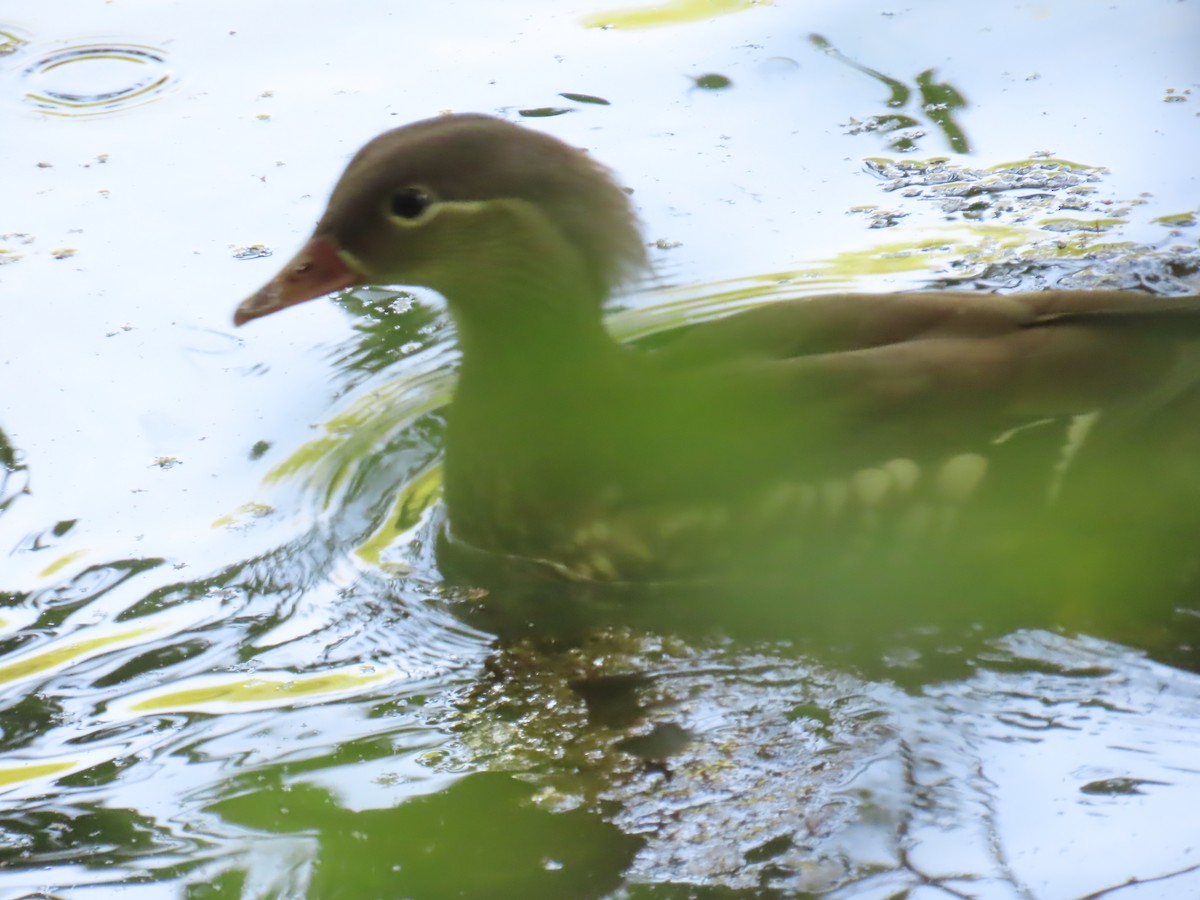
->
[518,107,572,118]
[690,73,732,91]
[559,92,609,105]
[232,244,272,260]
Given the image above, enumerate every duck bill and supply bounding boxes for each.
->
[233,237,361,326]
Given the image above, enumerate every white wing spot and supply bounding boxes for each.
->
[935,453,989,503]
[852,468,891,506]
[899,501,934,539]
[1048,410,1101,502]
[821,480,849,516]
[881,458,920,493]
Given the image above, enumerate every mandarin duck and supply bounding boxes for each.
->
[234,113,1200,607]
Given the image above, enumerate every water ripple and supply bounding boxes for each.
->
[0,28,29,60]
[19,41,178,117]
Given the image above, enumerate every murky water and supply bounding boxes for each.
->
[2,0,1199,896]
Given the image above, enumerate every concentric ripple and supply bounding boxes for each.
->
[20,41,177,116]
[0,29,29,59]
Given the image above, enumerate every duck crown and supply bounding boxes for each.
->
[320,114,648,301]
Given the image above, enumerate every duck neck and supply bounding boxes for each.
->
[444,235,629,396]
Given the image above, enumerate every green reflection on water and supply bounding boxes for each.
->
[582,0,760,30]
[122,664,399,714]
[0,760,75,786]
[208,773,641,898]
[0,625,156,687]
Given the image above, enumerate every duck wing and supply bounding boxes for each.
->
[661,291,1200,420]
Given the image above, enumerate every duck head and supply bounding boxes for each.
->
[234,114,646,327]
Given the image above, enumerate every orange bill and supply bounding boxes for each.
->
[234,237,360,326]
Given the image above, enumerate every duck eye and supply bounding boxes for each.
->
[390,186,434,220]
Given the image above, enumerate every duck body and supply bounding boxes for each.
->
[443,287,1200,587]
[235,114,1200,602]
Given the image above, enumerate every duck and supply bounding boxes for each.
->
[234,113,1200,606]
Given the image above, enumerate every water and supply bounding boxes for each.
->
[1,0,1199,895]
